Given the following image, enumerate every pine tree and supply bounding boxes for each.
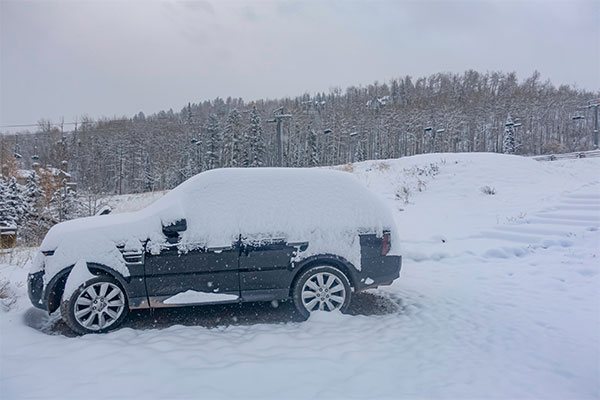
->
[204,113,221,170]
[48,184,82,223]
[503,114,516,154]
[354,140,366,162]
[222,109,243,167]
[23,171,43,218]
[308,126,319,166]
[178,102,196,181]
[21,171,51,244]
[248,106,265,167]
[5,178,25,228]
[0,178,15,227]
[142,153,155,192]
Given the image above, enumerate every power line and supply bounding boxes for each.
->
[0,114,229,130]
[1,122,78,128]
[0,120,120,129]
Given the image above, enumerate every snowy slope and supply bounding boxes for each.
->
[343,153,599,261]
[1,153,599,400]
[105,190,167,214]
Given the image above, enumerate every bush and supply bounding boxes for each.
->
[396,186,411,204]
[0,279,17,312]
[480,185,496,195]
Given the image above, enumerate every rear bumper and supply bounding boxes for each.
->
[355,255,402,291]
[28,271,48,311]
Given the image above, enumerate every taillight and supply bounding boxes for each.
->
[381,231,391,256]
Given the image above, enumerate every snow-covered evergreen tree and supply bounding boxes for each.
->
[222,109,243,168]
[22,171,43,218]
[248,106,265,167]
[20,171,52,244]
[354,140,366,162]
[4,178,25,228]
[308,126,319,166]
[48,184,82,223]
[0,178,16,227]
[503,114,516,154]
[204,113,221,170]
[142,153,156,192]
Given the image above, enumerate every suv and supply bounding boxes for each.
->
[28,168,401,334]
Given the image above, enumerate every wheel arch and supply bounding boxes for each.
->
[46,263,129,313]
[289,254,359,297]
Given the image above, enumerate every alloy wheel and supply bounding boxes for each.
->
[73,282,126,331]
[301,272,346,312]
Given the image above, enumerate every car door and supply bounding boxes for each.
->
[238,238,296,302]
[144,225,240,307]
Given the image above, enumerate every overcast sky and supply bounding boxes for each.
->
[1,0,598,130]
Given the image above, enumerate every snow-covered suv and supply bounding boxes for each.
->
[28,168,402,334]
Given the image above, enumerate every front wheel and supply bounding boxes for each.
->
[293,265,352,319]
[60,275,129,335]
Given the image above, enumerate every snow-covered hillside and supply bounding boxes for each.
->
[1,153,599,399]
[104,190,167,214]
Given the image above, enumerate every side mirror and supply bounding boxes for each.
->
[162,219,187,238]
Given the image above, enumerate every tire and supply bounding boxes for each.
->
[60,275,129,335]
[293,265,352,319]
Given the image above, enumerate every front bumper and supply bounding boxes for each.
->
[28,271,48,311]
[356,255,402,291]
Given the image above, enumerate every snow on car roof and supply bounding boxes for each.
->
[154,167,395,246]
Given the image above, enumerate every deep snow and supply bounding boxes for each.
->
[1,153,599,399]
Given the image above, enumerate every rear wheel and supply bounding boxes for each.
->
[293,265,351,318]
[60,275,128,335]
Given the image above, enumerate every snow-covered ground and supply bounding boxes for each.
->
[1,153,599,399]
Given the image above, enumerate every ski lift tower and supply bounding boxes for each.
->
[586,99,599,148]
[573,99,600,148]
[267,107,292,167]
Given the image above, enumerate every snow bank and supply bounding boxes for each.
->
[36,168,397,280]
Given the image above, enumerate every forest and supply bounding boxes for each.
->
[0,70,598,244]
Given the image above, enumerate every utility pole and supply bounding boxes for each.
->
[573,99,600,148]
[589,99,600,148]
[267,107,292,167]
[424,126,444,153]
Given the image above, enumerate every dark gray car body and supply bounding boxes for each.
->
[28,233,401,314]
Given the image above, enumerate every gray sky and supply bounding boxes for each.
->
[1,0,598,129]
